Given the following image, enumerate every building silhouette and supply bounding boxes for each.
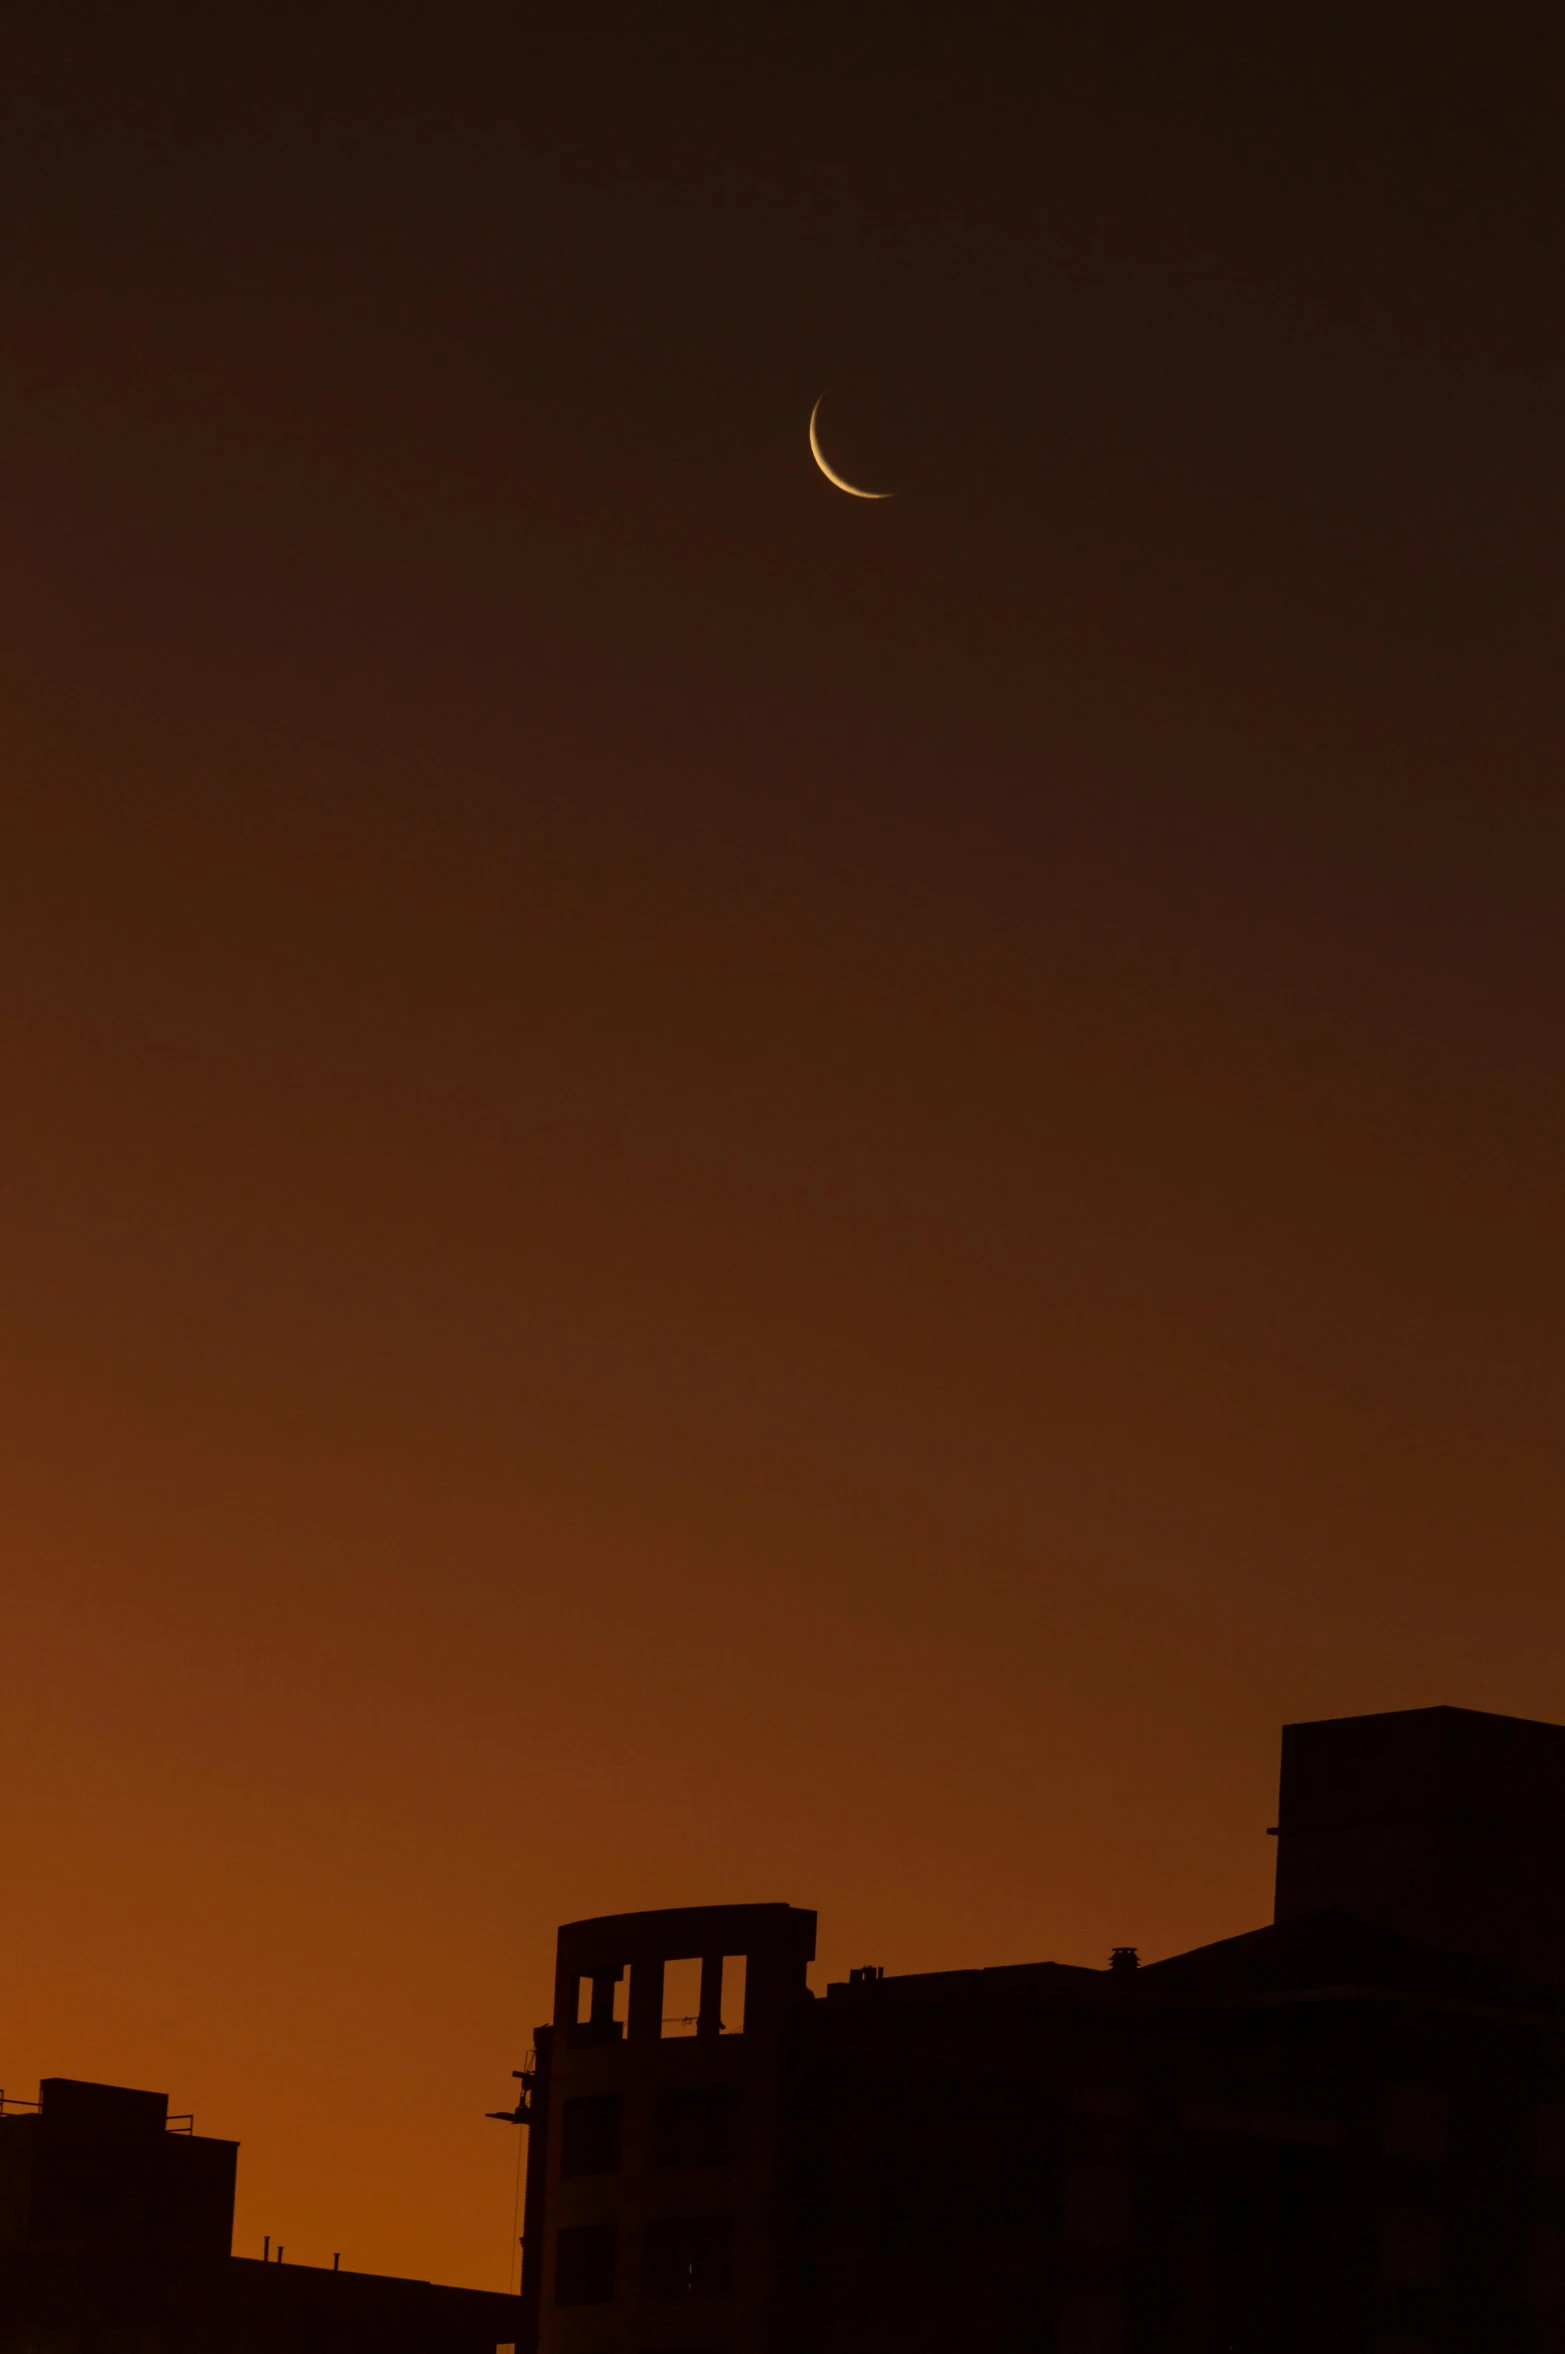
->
[519,1705,1565,2354]
[11,1703,1565,2351]
[0,2074,520,2352]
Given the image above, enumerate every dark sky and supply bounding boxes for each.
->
[6,0,1565,2290]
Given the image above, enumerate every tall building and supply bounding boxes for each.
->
[519,1705,1565,2354]
[525,1903,817,2354]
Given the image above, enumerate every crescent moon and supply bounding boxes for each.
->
[809,398,895,500]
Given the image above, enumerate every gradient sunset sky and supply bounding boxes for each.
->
[6,0,1565,2294]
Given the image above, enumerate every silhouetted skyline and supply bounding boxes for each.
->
[17,1705,1565,2349]
[525,1707,1565,2354]
[0,2075,519,2349]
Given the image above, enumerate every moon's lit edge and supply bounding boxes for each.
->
[809,398,895,500]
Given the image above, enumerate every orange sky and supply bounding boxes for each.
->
[5,0,1565,2292]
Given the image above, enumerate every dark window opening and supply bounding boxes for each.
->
[1540,2106,1565,2181]
[1065,2162,1132,2249]
[555,2223,616,2306]
[649,2087,741,2169]
[1380,2209,1442,2291]
[1383,2083,1449,2163]
[1059,2297,1124,2354]
[1533,2226,1565,2309]
[643,2216,734,2300]
[562,2095,624,2178]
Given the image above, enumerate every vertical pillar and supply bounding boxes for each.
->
[697,1952,724,2039]
[589,1968,621,2030]
[629,1955,664,2044]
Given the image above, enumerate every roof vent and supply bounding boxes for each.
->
[1109,1946,1140,1973]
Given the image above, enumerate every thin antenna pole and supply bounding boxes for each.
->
[508,2125,524,2293]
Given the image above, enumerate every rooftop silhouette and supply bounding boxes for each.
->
[0,2074,520,2352]
[12,1703,1565,2351]
[517,1704,1565,2354]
